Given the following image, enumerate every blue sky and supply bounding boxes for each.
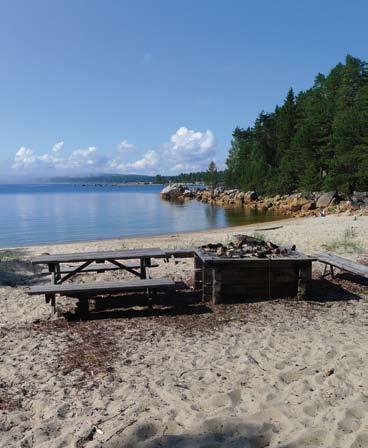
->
[1,0,367,179]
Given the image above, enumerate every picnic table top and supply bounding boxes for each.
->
[31,247,166,265]
[194,248,315,264]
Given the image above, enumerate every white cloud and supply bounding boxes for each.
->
[110,150,158,173]
[13,147,36,168]
[12,127,217,175]
[117,140,135,152]
[52,141,64,153]
[71,147,97,158]
[13,145,100,172]
[163,126,216,171]
[127,150,158,170]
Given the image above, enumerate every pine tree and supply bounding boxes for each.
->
[224,55,368,195]
[205,161,219,187]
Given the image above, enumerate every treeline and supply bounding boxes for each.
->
[155,170,225,184]
[225,55,368,194]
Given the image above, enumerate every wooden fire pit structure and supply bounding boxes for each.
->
[194,248,314,304]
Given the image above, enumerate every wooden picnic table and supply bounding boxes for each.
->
[29,247,195,315]
[32,248,166,285]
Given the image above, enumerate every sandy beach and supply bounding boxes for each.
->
[1,214,368,447]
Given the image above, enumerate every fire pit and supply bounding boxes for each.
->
[194,235,314,304]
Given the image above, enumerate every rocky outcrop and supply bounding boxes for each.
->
[183,188,368,218]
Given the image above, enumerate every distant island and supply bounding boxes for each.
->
[47,170,225,185]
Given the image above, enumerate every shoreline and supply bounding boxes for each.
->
[1,216,298,251]
[3,214,367,260]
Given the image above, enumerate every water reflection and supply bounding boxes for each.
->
[0,184,286,247]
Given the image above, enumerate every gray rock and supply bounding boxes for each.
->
[160,183,187,200]
[183,189,194,198]
[244,191,258,201]
[316,191,337,208]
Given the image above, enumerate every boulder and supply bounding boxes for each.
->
[160,183,187,200]
[302,201,316,212]
[213,186,225,196]
[316,191,337,208]
[183,189,194,199]
[244,191,258,201]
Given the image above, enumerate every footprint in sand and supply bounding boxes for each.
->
[350,432,368,448]
[338,404,368,433]
[278,429,327,448]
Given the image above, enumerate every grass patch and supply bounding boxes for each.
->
[322,226,364,254]
[0,250,21,261]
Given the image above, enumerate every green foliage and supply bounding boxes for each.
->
[225,55,368,194]
[156,170,225,185]
[204,161,219,186]
[322,226,364,254]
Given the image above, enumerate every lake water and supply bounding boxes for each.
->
[0,184,284,247]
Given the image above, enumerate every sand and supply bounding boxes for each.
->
[0,214,367,447]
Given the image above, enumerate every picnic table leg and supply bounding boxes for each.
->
[322,263,328,278]
[140,257,152,303]
[55,263,61,284]
[140,257,149,279]
[48,263,57,315]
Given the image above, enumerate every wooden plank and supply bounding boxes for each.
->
[31,248,165,265]
[314,252,368,278]
[220,284,298,299]
[29,278,175,296]
[194,249,315,264]
[194,256,202,290]
[56,262,158,274]
[213,267,297,284]
[164,248,195,258]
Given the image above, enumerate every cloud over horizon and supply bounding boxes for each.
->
[11,127,217,177]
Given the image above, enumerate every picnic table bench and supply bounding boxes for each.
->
[29,278,175,313]
[313,251,368,279]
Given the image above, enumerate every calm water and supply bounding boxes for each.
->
[0,184,284,247]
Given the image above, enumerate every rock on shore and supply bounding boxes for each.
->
[160,183,194,200]
[160,185,368,217]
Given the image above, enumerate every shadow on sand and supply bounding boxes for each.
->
[307,276,366,302]
[64,289,212,322]
[104,418,276,448]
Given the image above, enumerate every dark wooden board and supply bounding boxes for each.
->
[29,278,175,296]
[55,262,159,274]
[220,284,298,299]
[314,252,368,278]
[164,248,195,258]
[194,249,315,264]
[32,248,165,265]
